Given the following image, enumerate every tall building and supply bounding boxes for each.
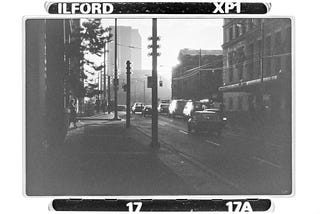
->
[171,49,223,101]
[105,26,142,105]
[219,18,292,121]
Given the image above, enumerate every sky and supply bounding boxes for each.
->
[101,19,223,79]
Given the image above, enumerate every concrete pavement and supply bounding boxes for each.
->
[29,111,291,196]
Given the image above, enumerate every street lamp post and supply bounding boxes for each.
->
[112,18,120,120]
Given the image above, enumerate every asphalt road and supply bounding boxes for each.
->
[131,112,292,195]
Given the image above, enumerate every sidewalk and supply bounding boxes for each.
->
[41,121,194,196]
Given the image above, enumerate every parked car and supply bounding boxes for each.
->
[183,100,203,120]
[142,105,152,117]
[168,99,187,118]
[203,108,221,113]
[158,103,169,114]
[187,111,227,136]
[131,102,144,114]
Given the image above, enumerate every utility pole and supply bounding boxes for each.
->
[126,60,131,128]
[103,43,107,112]
[113,18,120,120]
[150,18,160,148]
[143,79,146,104]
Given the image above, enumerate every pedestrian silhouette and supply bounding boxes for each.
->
[69,99,77,128]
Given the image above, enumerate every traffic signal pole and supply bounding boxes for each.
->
[151,18,159,148]
[126,60,131,128]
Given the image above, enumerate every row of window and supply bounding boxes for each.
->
[224,95,246,111]
[225,26,291,83]
[225,19,261,43]
[226,54,292,83]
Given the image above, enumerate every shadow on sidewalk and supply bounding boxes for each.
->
[40,122,193,196]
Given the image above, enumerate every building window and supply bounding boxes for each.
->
[248,19,254,30]
[274,31,282,54]
[236,47,245,80]
[229,67,233,82]
[228,51,234,82]
[228,97,233,110]
[275,56,281,74]
[285,27,292,53]
[235,25,240,38]
[228,27,233,41]
[241,23,246,35]
[238,64,244,80]
[248,43,254,79]
[265,35,271,76]
[238,96,243,111]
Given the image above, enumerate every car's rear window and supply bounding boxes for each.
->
[177,101,186,107]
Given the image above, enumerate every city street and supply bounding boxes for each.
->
[131,112,292,195]
[37,111,291,196]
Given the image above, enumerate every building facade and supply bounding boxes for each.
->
[172,49,223,101]
[105,26,142,105]
[26,19,81,194]
[219,18,292,122]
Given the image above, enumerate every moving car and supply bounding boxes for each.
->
[187,111,227,136]
[158,103,169,114]
[183,100,203,120]
[131,102,144,114]
[168,99,187,118]
[142,105,152,117]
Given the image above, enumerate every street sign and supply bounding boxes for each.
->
[147,76,153,88]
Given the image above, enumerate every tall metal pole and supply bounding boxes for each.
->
[259,20,265,114]
[126,60,131,128]
[107,75,111,113]
[151,18,159,148]
[113,18,119,120]
[198,49,202,100]
[103,43,107,112]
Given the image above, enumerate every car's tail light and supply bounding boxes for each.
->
[222,117,227,121]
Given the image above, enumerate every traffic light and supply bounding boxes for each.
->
[159,80,163,87]
[122,84,127,92]
[147,36,160,57]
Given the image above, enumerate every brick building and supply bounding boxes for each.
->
[219,18,292,122]
[171,49,223,101]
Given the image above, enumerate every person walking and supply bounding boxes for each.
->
[69,99,77,128]
[95,97,101,113]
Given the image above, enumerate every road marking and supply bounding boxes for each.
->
[159,122,167,127]
[205,140,220,147]
[252,156,281,169]
[179,130,188,135]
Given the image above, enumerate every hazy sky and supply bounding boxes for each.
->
[102,19,223,79]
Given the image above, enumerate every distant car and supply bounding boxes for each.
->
[158,103,169,114]
[183,100,203,120]
[168,99,187,118]
[131,102,144,114]
[187,111,227,136]
[142,105,152,117]
[117,105,127,111]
